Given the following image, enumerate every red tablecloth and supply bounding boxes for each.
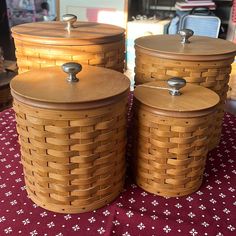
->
[0,108,235,236]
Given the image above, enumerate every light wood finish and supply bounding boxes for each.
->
[12,21,125,73]
[10,65,130,107]
[11,65,130,213]
[133,82,218,197]
[135,82,219,113]
[135,35,236,150]
[135,35,236,61]
[11,22,125,45]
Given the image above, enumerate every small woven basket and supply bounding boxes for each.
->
[132,81,219,197]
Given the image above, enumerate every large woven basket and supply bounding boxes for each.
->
[133,80,219,197]
[11,20,125,74]
[11,64,130,213]
[135,33,236,150]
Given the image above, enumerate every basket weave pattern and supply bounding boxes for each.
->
[14,39,125,74]
[13,98,128,213]
[133,101,214,197]
[135,52,234,149]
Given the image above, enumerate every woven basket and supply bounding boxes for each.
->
[13,97,128,213]
[12,21,125,74]
[11,64,130,213]
[133,100,215,197]
[135,35,236,150]
[14,39,125,74]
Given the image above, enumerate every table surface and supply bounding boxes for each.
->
[0,108,235,236]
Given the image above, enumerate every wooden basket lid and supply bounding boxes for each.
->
[134,80,219,116]
[10,63,130,110]
[135,34,236,61]
[11,21,125,46]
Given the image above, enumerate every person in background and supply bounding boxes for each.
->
[41,1,49,17]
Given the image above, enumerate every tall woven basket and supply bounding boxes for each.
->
[11,17,125,74]
[133,80,219,197]
[11,63,130,213]
[135,32,236,150]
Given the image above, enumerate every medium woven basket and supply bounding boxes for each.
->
[135,35,236,150]
[133,100,215,197]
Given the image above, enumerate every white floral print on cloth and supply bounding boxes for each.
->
[0,108,235,236]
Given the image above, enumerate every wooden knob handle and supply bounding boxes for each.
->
[61,62,82,83]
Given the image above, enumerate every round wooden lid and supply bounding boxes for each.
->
[10,64,130,110]
[11,21,125,46]
[135,35,236,61]
[134,81,219,113]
